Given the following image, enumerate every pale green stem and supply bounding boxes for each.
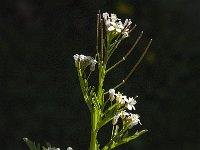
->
[102,127,128,150]
[107,24,136,60]
[89,108,98,150]
[96,13,100,63]
[106,31,143,74]
[89,13,102,150]
[113,39,152,90]
[100,18,104,62]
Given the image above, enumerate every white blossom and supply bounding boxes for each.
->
[109,89,115,101]
[115,92,126,105]
[124,19,132,27]
[79,54,86,61]
[123,31,129,38]
[73,54,97,71]
[102,12,109,20]
[108,25,115,31]
[90,59,97,71]
[112,113,121,125]
[102,12,132,37]
[119,110,129,119]
[73,54,90,67]
[112,110,129,125]
[47,147,60,150]
[125,97,137,110]
[73,54,79,67]
[67,147,73,150]
[116,21,124,33]
[110,13,119,22]
[127,114,141,129]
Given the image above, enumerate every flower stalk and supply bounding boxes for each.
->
[73,12,152,150]
[23,11,152,150]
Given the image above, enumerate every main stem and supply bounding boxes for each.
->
[90,108,98,150]
[90,62,107,150]
[90,16,108,149]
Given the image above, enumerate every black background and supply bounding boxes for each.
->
[0,0,200,149]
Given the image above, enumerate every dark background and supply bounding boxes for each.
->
[0,0,200,149]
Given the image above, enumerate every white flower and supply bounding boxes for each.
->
[116,21,124,33]
[73,54,89,67]
[112,113,121,125]
[90,59,97,71]
[110,13,119,22]
[73,54,79,67]
[73,54,97,71]
[125,97,137,110]
[123,19,132,38]
[67,147,73,150]
[102,12,109,20]
[108,25,115,31]
[109,89,115,101]
[112,110,129,125]
[124,19,132,27]
[127,114,141,129]
[102,12,132,37]
[73,54,91,63]
[79,54,86,61]
[123,31,129,38]
[115,92,126,105]
[119,110,129,119]
[47,147,60,150]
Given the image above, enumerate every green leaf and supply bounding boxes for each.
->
[122,129,148,143]
[23,138,39,150]
[105,129,148,149]
[42,146,47,150]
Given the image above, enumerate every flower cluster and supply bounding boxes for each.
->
[109,89,141,129]
[109,89,137,110]
[47,147,60,150]
[102,12,132,38]
[112,111,141,129]
[24,11,149,150]
[73,54,97,71]
[47,146,73,150]
[127,114,141,129]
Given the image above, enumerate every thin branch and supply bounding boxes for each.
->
[96,13,100,62]
[100,18,104,62]
[113,39,153,90]
[107,24,136,57]
[106,31,143,73]
[129,24,137,33]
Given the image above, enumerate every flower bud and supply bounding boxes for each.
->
[67,147,73,150]
[109,89,115,101]
[90,59,97,71]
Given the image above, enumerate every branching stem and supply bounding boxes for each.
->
[113,39,152,90]
[106,31,143,73]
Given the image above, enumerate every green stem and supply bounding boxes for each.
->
[97,63,106,106]
[102,128,127,150]
[90,109,98,150]
[106,31,143,74]
[112,39,152,90]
